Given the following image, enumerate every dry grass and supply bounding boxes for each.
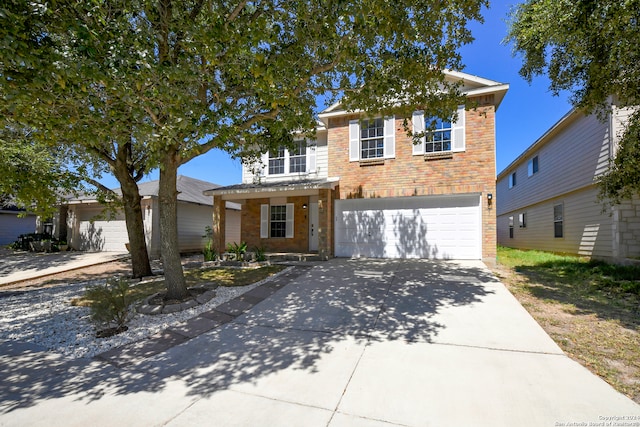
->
[494,247,640,403]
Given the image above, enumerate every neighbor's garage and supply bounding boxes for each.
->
[76,208,129,252]
[334,194,481,259]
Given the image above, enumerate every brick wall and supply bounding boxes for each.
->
[327,97,497,261]
[242,196,311,253]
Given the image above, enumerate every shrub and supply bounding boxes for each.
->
[84,277,133,337]
[227,241,247,260]
[203,239,217,262]
[254,245,267,262]
[202,225,218,262]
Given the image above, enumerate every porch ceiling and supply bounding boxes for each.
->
[203,178,339,201]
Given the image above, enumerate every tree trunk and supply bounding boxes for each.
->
[118,174,153,278]
[158,151,189,300]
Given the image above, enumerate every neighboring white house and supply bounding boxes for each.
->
[0,205,36,246]
[66,175,241,258]
[496,104,640,261]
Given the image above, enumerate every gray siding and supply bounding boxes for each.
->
[0,213,36,245]
[177,202,213,253]
[498,186,614,258]
[497,113,611,216]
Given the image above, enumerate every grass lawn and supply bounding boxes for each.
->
[494,246,640,403]
[74,264,286,306]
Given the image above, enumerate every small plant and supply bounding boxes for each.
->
[203,239,217,262]
[202,225,217,262]
[84,277,134,338]
[254,245,267,262]
[227,241,248,260]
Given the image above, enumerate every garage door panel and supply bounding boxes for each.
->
[335,195,480,260]
[78,219,128,252]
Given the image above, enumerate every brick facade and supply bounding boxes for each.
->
[241,196,311,253]
[327,96,497,262]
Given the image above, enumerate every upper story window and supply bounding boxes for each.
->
[289,141,307,173]
[425,118,452,153]
[528,155,539,176]
[268,147,285,175]
[360,118,385,159]
[412,106,465,156]
[509,172,516,188]
[262,140,316,177]
[349,116,395,162]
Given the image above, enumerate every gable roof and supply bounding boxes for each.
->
[318,69,509,122]
[67,175,240,210]
[133,175,218,206]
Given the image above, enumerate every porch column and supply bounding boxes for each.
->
[212,196,226,254]
[318,188,333,260]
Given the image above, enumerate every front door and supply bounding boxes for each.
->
[309,202,319,252]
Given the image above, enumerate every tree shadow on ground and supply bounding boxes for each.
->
[0,259,497,414]
[513,259,640,330]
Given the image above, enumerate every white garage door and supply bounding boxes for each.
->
[335,194,481,259]
[77,210,128,252]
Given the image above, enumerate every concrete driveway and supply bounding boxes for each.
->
[1,259,638,426]
[0,249,129,285]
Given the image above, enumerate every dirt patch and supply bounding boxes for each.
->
[0,259,133,291]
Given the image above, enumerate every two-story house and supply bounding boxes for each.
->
[496,103,640,261]
[205,71,508,264]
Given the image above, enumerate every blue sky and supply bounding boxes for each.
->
[99,2,572,189]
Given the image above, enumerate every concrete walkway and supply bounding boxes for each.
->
[0,250,129,285]
[0,259,638,426]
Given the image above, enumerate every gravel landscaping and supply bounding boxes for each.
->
[0,268,291,360]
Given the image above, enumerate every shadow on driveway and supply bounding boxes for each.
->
[0,259,495,415]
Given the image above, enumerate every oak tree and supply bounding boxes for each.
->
[2,0,488,299]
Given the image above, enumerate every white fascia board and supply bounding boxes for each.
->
[444,69,504,87]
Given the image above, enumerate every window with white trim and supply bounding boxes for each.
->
[260,203,294,239]
[554,204,563,238]
[360,118,384,159]
[425,118,452,153]
[509,172,516,188]
[349,116,395,161]
[263,140,316,176]
[519,212,526,228]
[528,155,539,176]
[268,147,285,175]
[270,205,287,238]
[289,140,306,173]
[509,216,514,238]
[412,106,465,155]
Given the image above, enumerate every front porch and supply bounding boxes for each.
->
[204,179,339,261]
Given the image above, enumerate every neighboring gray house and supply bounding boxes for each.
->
[496,103,640,261]
[66,175,241,258]
[0,204,36,246]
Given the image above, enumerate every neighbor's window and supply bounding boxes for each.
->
[270,205,287,238]
[528,155,539,177]
[509,172,516,188]
[509,216,514,238]
[289,140,307,173]
[425,118,452,153]
[519,213,527,228]
[360,118,385,159]
[554,204,563,238]
[268,147,285,175]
